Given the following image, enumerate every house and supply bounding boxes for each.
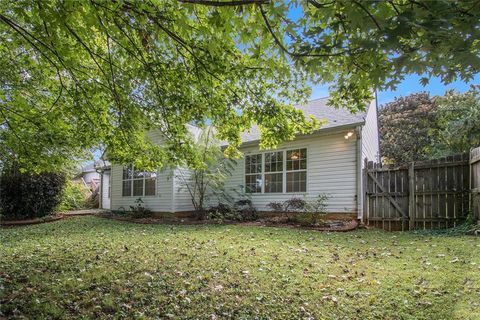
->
[99,96,379,220]
[75,163,101,192]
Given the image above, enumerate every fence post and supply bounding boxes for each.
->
[363,158,368,223]
[408,162,415,230]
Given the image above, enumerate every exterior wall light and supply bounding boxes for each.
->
[344,131,354,139]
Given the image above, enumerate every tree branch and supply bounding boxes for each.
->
[178,0,268,6]
[352,0,382,31]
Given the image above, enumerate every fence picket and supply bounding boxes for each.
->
[365,151,476,231]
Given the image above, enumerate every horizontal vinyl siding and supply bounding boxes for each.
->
[361,99,379,164]
[223,130,358,213]
[173,168,196,212]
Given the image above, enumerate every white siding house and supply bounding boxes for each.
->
[104,97,379,219]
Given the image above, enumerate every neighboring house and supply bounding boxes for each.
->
[75,163,101,191]
[101,97,379,219]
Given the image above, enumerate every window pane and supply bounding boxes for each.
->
[265,173,283,193]
[133,168,144,178]
[245,154,262,174]
[123,166,132,179]
[300,148,307,159]
[300,159,307,170]
[265,152,283,173]
[133,179,144,196]
[143,171,157,179]
[287,148,307,172]
[144,178,156,196]
[245,174,262,193]
[287,171,306,193]
[122,180,132,197]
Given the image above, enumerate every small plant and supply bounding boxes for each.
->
[305,194,329,214]
[129,198,152,219]
[267,197,307,221]
[296,194,329,226]
[267,201,284,212]
[234,199,258,221]
[267,194,329,225]
[206,199,258,222]
[284,197,307,212]
[206,203,241,222]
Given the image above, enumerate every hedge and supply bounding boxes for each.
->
[0,172,66,221]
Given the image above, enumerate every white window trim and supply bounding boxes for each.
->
[122,165,157,197]
[244,147,308,195]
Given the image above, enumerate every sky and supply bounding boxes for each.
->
[308,74,480,107]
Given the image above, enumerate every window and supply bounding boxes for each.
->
[245,154,262,193]
[286,149,307,192]
[122,165,157,197]
[244,148,307,194]
[264,151,283,193]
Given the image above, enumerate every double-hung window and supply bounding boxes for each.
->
[264,151,283,193]
[245,148,307,194]
[286,148,307,192]
[245,154,262,193]
[122,165,157,197]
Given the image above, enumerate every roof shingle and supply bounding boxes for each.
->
[240,97,367,143]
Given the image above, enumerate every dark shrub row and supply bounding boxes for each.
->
[0,173,66,221]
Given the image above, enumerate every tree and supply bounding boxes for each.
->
[175,127,237,219]
[378,92,437,163]
[1,0,479,171]
[430,86,480,156]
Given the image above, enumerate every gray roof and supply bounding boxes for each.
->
[241,97,367,143]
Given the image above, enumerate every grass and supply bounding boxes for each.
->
[1,217,479,319]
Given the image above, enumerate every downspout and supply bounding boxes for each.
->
[356,125,363,220]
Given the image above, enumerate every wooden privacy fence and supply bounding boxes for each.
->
[364,151,476,231]
[472,147,480,219]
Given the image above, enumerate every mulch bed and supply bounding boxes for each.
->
[1,209,110,227]
[1,215,64,227]
[2,211,360,232]
[99,213,360,232]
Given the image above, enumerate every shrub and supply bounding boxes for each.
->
[305,194,329,213]
[129,198,152,219]
[0,172,66,220]
[58,180,91,211]
[267,201,283,212]
[294,194,329,226]
[267,197,307,220]
[284,197,307,211]
[234,199,258,221]
[206,200,258,222]
[267,195,329,225]
[206,203,241,221]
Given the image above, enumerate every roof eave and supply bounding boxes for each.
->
[237,121,365,148]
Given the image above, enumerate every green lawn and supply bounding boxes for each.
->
[1,217,479,319]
